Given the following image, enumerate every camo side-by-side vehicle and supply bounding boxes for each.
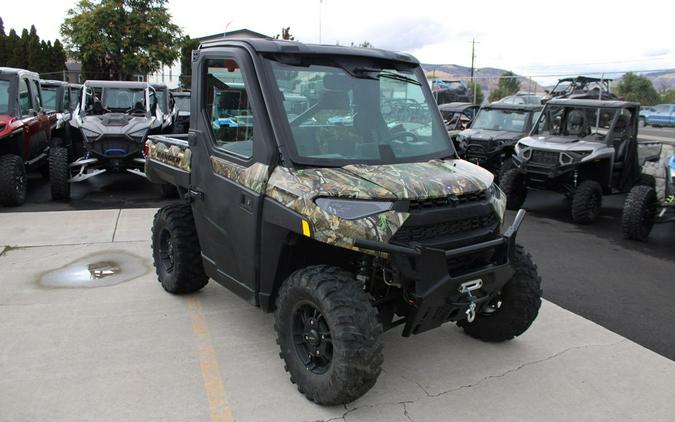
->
[52,80,163,199]
[145,39,542,405]
[501,99,643,224]
[456,102,542,179]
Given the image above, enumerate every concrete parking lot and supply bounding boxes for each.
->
[1,208,675,421]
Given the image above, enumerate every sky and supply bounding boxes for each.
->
[2,0,674,84]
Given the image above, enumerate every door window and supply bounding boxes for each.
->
[28,79,42,111]
[63,87,71,110]
[205,58,254,159]
[19,78,31,116]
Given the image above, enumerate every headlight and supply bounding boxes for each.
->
[129,128,148,140]
[315,198,393,220]
[81,128,100,140]
[487,183,506,222]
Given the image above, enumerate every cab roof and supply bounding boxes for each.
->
[199,38,419,65]
[546,98,638,108]
[484,102,543,112]
[84,80,153,89]
[0,67,40,80]
[438,102,477,112]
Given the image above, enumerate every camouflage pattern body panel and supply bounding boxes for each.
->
[145,139,191,172]
[210,156,269,193]
[266,159,501,253]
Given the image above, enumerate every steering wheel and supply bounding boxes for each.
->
[389,131,419,146]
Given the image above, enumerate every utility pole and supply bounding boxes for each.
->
[318,0,323,44]
[470,38,479,104]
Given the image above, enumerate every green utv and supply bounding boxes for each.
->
[145,39,542,405]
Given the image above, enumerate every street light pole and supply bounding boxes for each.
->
[470,38,479,104]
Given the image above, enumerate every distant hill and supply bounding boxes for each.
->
[641,69,675,92]
[422,64,546,97]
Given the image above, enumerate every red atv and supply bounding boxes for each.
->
[0,67,56,206]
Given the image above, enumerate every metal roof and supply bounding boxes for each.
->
[199,38,419,64]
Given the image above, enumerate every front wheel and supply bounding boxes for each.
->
[622,185,657,241]
[499,168,528,210]
[459,245,542,342]
[0,154,27,207]
[50,146,71,201]
[571,180,603,224]
[275,265,383,405]
[151,204,208,294]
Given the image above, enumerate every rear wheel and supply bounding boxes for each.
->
[0,155,27,207]
[571,180,603,224]
[49,146,71,201]
[151,204,208,294]
[500,168,527,210]
[622,185,657,241]
[459,245,542,342]
[275,265,383,405]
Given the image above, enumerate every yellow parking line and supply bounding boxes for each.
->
[187,296,234,422]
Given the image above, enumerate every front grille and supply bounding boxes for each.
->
[408,190,486,212]
[391,212,498,243]
[530,150,559,165]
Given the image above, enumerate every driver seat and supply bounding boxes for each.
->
[612,115,630,170]
[566,110,587,136]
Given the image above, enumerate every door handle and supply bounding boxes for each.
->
[240,193,254,212]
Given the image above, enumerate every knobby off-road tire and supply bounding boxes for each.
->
[49,146,71,201]
[0,154,27,207]
[500,168,527,210]
[275,265,383,405]
[459,245,542,342]
[622,185,657,241]
[571,180,603,224]
[151,204,208,294]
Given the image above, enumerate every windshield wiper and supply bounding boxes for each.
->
[352,67,421,86]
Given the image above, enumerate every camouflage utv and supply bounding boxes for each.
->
[145,39,542,405]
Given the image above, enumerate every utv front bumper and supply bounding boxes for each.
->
[354,209,526,337]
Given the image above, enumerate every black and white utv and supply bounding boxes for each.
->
[501,99,643,224]
[51,81,162,199]
[151,83,177,133]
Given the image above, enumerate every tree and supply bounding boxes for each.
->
[489,71,520,102]
[615,72,661,106]
[0,17,6,65]
[179,36,200,89]
[61,0,181,80]
[274,27,295,41]
[661,90,675,103]
[467,80,484,105]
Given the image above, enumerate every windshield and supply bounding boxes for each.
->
[472,109,529,132]
[175,96,190,112]
[533,106,620,142]
[42,86,58,111]
[267,59,453,166]
[0,80,10,115]
[100,88,146,113]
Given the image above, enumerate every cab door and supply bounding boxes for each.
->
[189,49,274,304]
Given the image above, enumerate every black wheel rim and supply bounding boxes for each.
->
[588,191,600,220]
[291,302,333,375]
[640,200,657,237]
[158,229,175,273]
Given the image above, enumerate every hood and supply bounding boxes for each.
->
[461,128,523,142]
[0,115,19,137]
[518,135,605,153]
[269,159,494,203]
[81,113,156,136]
[266,159,499,253]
